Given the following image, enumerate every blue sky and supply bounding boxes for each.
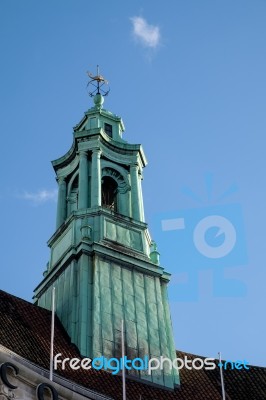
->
[1,0,266,368]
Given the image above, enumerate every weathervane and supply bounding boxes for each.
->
[86,65,110,97]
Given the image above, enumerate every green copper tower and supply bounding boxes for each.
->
[34,70,179,389]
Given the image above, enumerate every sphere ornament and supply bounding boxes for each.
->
[94,93,104,108]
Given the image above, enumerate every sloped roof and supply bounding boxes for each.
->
[0,289,265,400]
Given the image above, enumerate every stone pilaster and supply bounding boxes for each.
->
[130,163,141,221]
[56,177,66,229]
[78,151,88,209]
[91,149,102,207]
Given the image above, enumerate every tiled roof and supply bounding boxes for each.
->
[0,289,265,400]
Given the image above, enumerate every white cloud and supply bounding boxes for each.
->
[130,16,160,48]
[21,189,57,204]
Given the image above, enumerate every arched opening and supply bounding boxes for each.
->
[102,176,118,212]
[67,176,78,216]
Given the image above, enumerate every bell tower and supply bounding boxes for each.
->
[34,69,179,389]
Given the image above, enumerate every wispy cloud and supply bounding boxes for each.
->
[130,16,160,48]
[21,189,57,204]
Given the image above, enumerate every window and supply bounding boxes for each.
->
[104,123,113,138]
[102,176,118,211]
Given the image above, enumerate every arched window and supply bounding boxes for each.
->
[102,176,118,212]
[67,176,78,216]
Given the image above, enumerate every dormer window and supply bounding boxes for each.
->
[104,123,113,138]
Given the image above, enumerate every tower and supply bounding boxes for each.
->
[33,70,179,389]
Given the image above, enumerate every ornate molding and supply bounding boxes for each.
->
[0,384,15,399]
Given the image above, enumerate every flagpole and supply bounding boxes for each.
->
[121,319,126,400]
[218,352,226,400]
[49,287,56,381]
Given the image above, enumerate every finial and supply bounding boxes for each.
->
[150,240,160,266]
[86,65,110,97]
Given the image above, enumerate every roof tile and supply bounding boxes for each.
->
[0,290,265,399]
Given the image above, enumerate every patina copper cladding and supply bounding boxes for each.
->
[33,82,179,389]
